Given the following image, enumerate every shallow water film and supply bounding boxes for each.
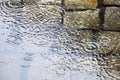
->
[0,0,120,80]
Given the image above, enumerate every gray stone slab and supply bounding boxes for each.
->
[104,0,120,5]
[63,10,100,29]
[104,7,120,30]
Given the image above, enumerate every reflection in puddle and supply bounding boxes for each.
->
[0,1,120,80]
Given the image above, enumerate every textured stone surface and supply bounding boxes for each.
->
[104,7,120,30]
[23,0,61,5]
[64,0,98,9]
[104,0,120,5]
[63,10,99,29]
[95,31,120,54]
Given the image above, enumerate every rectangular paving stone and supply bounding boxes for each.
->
[64,0,98,10]
[104,0,120,5]
[63,10,100,29]
[95,31,120,54]
[23,0,61,5]
[104,7,120,30]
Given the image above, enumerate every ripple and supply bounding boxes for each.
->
[24,57,32,61]
[56,65,68,75]
[106,69,120,79]
[57,30,99,54]
[0,1,22,16]
[32,34,51,46]
[6,5,62,35]
[25,53,34,56]
[21,5,61,24]
[20,65,30,68]
[82,42,99,53]
[7,32,23,44]
[99,36,110,45]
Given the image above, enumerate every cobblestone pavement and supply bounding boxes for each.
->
[0,0,120,80]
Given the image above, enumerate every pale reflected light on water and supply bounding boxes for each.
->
[0,1,120,80]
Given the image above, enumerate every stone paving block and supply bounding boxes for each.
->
[95,31,120,54]
[23,0,61,5]
[104,0,120,5]
[64,0,98,9]
[63,10,100,29]
[104,7,120,30]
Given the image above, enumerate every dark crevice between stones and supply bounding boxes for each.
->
[61,0,65,7]
[91,30,97,42]
[103,30,120,32]
[65,9,97,12]
[20,0,24,5]
[103,5,120,7]
[61,0,65,25]
[97,0,103,8]
[99,6,105,30]
[98,0,104,30]
[91,0,103,44]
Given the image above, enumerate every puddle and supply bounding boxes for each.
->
[0,0,120,80]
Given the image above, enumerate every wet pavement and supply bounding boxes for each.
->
[0,0,120,80]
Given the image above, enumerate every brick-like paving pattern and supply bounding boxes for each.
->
[20,0,120,54]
